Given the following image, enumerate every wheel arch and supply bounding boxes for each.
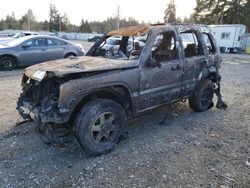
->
[69,85,133,122]
[64,52,77,58]
[0,54,19,64]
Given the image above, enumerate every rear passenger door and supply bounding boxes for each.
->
[47,38,67,60]
[180,30,205,97]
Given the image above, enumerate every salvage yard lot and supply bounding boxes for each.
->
[0,48,250,186]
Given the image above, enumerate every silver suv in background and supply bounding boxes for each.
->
[0,35,85,70]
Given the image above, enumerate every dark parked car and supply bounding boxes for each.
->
[17,24,227,155]
[0,35,85,70]
[87,35,101,42]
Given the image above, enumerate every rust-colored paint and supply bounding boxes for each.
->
[24,56,139,81]
[107,25,151,36]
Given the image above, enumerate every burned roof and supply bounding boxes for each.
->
[107,25,151,37]
[106,24,208,37]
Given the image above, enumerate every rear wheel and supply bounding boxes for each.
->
[73,99,127,156]
[65,53,76,58]
[189,79,214,112]
[0,56,16,71]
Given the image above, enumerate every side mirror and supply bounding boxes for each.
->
[22,44,30,49]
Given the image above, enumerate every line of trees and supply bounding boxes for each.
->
[0,4,141,33]
[163,0,250,30]
[1,1,250,33]
[193,0,250,27]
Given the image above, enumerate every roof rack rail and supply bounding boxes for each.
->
[151,23,166,26]
[170,22,207,27]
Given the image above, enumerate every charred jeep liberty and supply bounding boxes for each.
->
[17,24,227,155]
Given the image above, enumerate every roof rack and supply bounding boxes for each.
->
[170,22,207,27]
[150,23,208,27]
[151,23,166,26]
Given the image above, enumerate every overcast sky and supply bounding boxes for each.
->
[0,0,196,25]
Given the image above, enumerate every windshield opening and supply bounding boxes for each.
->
[90,34,147,60]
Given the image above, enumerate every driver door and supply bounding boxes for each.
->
[138,30,184,112]
[19,38,48,66]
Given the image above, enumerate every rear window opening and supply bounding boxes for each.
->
[180,31,204,58]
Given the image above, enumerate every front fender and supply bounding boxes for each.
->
[57,68,139,117]
[58,79,133,112]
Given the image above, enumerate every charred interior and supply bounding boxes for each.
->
[88,35,146,60]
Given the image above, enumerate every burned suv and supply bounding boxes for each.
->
[17,24,227,155]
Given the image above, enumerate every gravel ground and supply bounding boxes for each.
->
[0,52,250,187]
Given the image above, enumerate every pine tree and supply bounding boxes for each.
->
[20,9,36,30]
[49,4,59,32]
[61,13,70,32]
[193,0,250,27]
[79,19,92,33]
[164,0,176,23]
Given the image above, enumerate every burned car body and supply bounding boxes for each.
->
[17,24,227,155]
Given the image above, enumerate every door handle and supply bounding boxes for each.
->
[41,49,46,51]
[171,65,181,71]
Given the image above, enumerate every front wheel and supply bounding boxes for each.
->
[0,56,16,71]
[73,99,127,156]
[189,79,214,112]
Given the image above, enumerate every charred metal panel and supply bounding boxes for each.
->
[57,68,139,111]
[24,56,139,81]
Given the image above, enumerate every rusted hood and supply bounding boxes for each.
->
[24,56,139,81]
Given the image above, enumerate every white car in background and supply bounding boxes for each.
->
[0,31,38,45]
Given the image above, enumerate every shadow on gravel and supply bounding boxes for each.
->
[0,103,192,160]
[1,102,249,187]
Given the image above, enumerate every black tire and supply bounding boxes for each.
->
[189,79,214,112]
[0,56,16,71]
[65,53,76,58]
[73,98,127,156]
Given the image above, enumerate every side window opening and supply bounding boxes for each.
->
[180,31,204,58]
[151,31,177,63]
[35,38,46,46]
[47,39,67,46]
[25,38,46,47]
[202,33,216,54]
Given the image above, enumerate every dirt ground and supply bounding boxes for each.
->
[0,49,250,187]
